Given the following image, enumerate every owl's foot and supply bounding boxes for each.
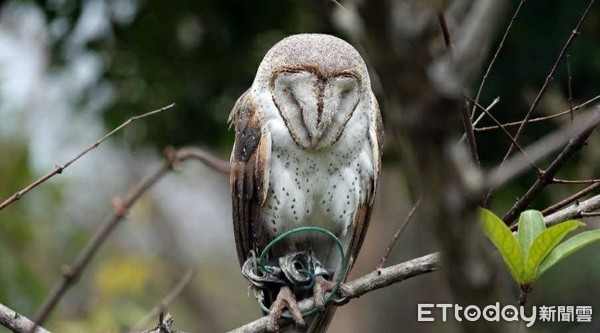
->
[267,286,305,331]
[313,275,351,310]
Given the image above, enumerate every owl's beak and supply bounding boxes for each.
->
[311,135,319,147]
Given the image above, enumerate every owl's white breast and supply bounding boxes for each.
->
[256,90,375,270]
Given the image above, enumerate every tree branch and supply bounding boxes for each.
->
[377,197,421,269]
[470,0,525,120]
[489,109,600,190]
[0,103,177,212]
[475,95,600,132]
[541,182,600,215]
[0,303,50,333]
[544,193,600,227]
[502,110,600,224]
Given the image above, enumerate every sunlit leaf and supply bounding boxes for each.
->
[523,220,584,283]
[517,210,546,258]
[537,229,600,278]
[479,208,524,283]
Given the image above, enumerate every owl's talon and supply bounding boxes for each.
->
[267,286,305,331]
[313,276,350,310]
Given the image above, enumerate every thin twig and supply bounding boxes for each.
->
[567,54,575,122]
[552,178,600,184]
[29,147,229,332]
[174,147,230,174]
[459,97,500,144]
[438,13,454,54]
[377,198,422,269]
[0,303,50,333]
[0,103,177,212]
[485,0,594,205]
[580,211,600,217]
[469,98,542,174]
[30,151,175,332]
[461,101,480,165]
[472,97,501,128]
[502,110,600,224]
[544,193,600,227]
[475,95,600,131]
[470,0,525,120]
[541,182,600,216]
[489,109,600,189]
[330,0,347,11]
[131,269,196,332]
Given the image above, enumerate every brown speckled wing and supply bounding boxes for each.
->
[348,94,384,273]
[229,90,272,267]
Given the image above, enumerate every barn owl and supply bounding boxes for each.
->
[230,33,383,332]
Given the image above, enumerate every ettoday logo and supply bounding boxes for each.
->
[418,303,593,326]
[418,303,537,327]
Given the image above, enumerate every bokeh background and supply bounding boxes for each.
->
[1,0,600,332]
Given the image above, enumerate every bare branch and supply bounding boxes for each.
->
[0,303,50,333]
[544,193,600,227]
[552,178,600,185]
[484,0,594,205]
[475,95,600,132]
[173,147,230,174]
[489,109,600,191]
[329,0,347,11]
[501,110,600,224]
[461,100,480,165]
[460,97,500,143]
[377,198,422,269]
[468,98,542,174]
[542,183,600,216]
[0,103,177,212]
[438,13,454,53]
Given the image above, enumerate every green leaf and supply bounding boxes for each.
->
[523,220,584,283]
[517,210,546,258]
[537,229,600,278]
[479,208,523,283]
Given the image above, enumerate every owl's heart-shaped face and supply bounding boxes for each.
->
[270,68,362,150]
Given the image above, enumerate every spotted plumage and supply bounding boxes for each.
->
[230,34,383,332]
